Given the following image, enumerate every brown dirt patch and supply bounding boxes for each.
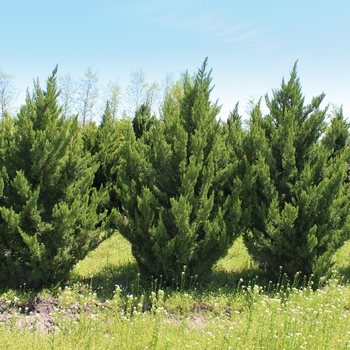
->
[0,297,107,334]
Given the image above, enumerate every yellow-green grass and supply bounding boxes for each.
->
[1,277,350,349]
[1,233,350,349]
[70,233,350,295]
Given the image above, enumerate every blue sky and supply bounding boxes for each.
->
[1,0,349,120]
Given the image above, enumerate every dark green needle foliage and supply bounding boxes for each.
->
[82,102,131,209]
[116,59,243,283]
[95,103,131,186]
[243,63,350,280]
[224,104,254,237]
[0,67,112,289]
[132,103,155,139]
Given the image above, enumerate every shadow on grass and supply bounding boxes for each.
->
[69,257,350,301]
[209,267,264,289]
[333,240,350,283]
[70,263,269,299]
[70,261,140,299]
[337,266,350,283]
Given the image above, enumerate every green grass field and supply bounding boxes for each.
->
[1,233,349,349]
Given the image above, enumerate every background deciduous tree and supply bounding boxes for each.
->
[124,69,160,117]
[0,68,18,119]
[58,73,77,119]
[77,68,99,126]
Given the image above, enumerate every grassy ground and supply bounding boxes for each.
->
[1,233,349,349]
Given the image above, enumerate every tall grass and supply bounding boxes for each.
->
[1,233,349,349]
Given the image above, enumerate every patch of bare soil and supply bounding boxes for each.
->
[186,314,207,330]
[0,297,107,334]
[0,297,219,334]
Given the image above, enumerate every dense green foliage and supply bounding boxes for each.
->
[0,61,349,289]
[81,102,130,210]
[115,59,244,283]
[0,68,113,288]
[132,103,155,139]
[243,64,350,279]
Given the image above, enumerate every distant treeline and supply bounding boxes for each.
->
[1,65,170,124]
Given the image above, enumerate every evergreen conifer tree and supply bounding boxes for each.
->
[132,103,155,139]
[0,67,112,288]
[116,59,243,283]
[243,64,350,280]
[82,102,131,210]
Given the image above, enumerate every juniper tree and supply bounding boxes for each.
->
[82,102,131,210]
[103,81,121,119]
[132,103,155,139]
[225,104,253,237]
[116,59,243,283]
[243,63,350,280]
[0,67,112,288]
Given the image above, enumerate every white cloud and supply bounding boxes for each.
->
[131,1,277,51]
